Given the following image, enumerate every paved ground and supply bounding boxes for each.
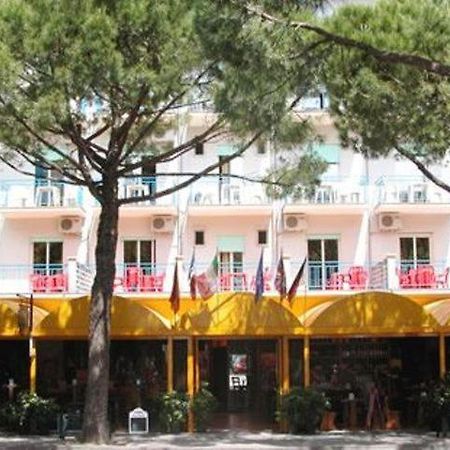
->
[1,431,450,450]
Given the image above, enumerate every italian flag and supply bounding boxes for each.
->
[196,254,219,300]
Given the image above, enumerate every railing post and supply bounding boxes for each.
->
[386,254,399,290]
[67,258,78,293]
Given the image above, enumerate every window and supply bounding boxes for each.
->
[400,236,430,271]
[124,240,156,273]
[33,241,63,275]
[307,238,339,290]
[195,142,204,155]
[257,141,266,154]
[195,231,205,246]
[258,230,267,245]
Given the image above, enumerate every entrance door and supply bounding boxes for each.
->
[308,238,339,289]
[202,339,278,428]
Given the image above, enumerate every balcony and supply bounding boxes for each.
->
[118,176,177,217]
[284,177,367,215]
[188,178,271,216]
[113,263,167,294]
[0,179,85,218]
[375,176,450,214]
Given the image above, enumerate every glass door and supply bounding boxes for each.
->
[219,252,244,290]
[307,238,339,289]
[400,236,430,272]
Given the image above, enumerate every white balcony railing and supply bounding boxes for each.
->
[0,179,84,208]
[376,176,450,204]
[119,176,175,206]
[188,178,268,206]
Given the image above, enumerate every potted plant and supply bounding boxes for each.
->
[157,391,189,433]
[191,383,218,432]
[277,387,330,434]
[425,374,450,436]
[0,392,59,435]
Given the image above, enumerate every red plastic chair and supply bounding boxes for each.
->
[326,272,344,290]
[250,271,272,291]
[416,265,436,288]
[348,266,368,290]
[408,269,418,288]
[124,266,141,291]
[52,273,67,292]
[153,273,164,292]
[141,274,155,292]
[397,269,411,288]
[219,273,232,291]
[30,274,46,292]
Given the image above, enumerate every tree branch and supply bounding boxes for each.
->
[394,145,450,194]
[245,3,450,78]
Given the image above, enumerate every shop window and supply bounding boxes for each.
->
[195,231,204,246]
[400,236,430,272]
[33,241,63,275]
[258,230,267,245]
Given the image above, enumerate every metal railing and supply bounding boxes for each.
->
[188,178,268,206]
[0,179,84,208]
[375,176,450,204]
[119,176,175,206]
[287,176,367,206]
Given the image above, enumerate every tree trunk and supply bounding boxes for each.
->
[82,182,119,443]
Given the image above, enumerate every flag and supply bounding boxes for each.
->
[274,254,287,300]
[287,257,307,303]
[188,250,196,300]
[196,253,219,300]
[169,261,180,314]
[254,250,264,302]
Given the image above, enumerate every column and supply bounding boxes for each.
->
[194,339,200,393]
[303,336,310,388]
[166,337,173,393]
[29,338,37,393]
[187,337,195,432]
[439,334,446,379]
[281,336,290,394]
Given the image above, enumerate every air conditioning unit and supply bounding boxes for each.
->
[151,215,175,233]
[58,217,83,234]
[283,214,307,232]
[378,213,402,232]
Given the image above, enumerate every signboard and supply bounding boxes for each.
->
[229,354,248,391]
[128,407,149,434]
[229,374,247,390]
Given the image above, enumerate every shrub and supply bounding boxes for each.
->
[0,392,59,435]
[277,387,330,434]
[157,391,189,433]
[191,383,218,432]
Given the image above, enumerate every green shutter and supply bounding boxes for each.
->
[217,145,236,156]
[312,144,340,163]
[217,235,245,252]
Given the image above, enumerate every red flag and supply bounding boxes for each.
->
[287,258,306,303]
[169,261,180,314]
[274,255,287,301]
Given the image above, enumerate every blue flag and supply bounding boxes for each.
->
[255,250,264,302]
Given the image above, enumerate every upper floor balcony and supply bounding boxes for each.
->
[187,178,271,216]
[375,176,450,214]
[117,176,177,217]
[0,179,85,217]
[284,176,367,216]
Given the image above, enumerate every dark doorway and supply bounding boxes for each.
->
[199,339,278,430]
